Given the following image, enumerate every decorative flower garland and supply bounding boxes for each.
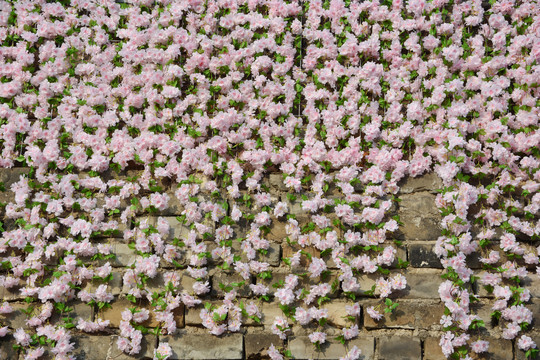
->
[0,0,538,359]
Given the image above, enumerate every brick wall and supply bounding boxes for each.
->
[1,168,535,360]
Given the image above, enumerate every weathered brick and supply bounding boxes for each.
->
[397,192,441,241]
[269,173,287,191]
[0,302,30,329]
[289,336,375,360]
[163,190,184,215]
[0,335,19,360]
[523,276,540,298]
[282,243,320,268]
[399,173,443,194]
[110,242,135,267]
[83,271,123,296]
[348,274,377,297]
[324,300,356,328]
[211,272,251,297]
[50,301,94,326]
[245,333,283,359]
[261,302,284,328]
[161,333,243,359]
[71,335,111,360]
[266,220,288,243]
[363,301,443,330]
[479,337,513,360]
[423,337,446,360]
[143,304,184,329]
[408,243,443,268]
[0,284,25,301]
[401,269,443,299]
[0,168,30,208]
[378,336,421,360]
[99,297,133,327]
[256,243,281,266]
[108,335,157,359]
[161,216,192,241]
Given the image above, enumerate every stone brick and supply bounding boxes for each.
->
[401,269,443,299]
[0,335,19,360]
[261,302,284,328]
[256,243,281,266]
[348,274,377,297]
[161,216,192,241]
[71,335,111,360]
[0,284,25,301]
[0,302,30,329]
[289,336,374,360]
[0,168,30,208]
[211,272,251,297]
[83,270,123,296]
[324,301,356,328]
[50,301,94,326]
[245,333,283,359]
[108,335,157,359]
[266,221,288,243]
[408,243,443,268]
[397,192,441,241]
[282,243,320,268]
[378,336,421,360]
[280,194,312,218]
[111,242,135,267]
[523,275,540,298]
[269,173,287,191]
[399,173,443,194]
[163,190,184,215]
[363,301,443,330]
[99,297,134,327]
[161,333,243,359]
[143,304,184,329]
[479,337,513,360]
[423,337,446,360]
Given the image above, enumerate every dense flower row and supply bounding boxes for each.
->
[0,0,539,359]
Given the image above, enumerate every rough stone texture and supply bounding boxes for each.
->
[0,335,19,360]
[423,337,446,360]
[245,333,283,360]
[289,336,375,360]
[211,271,252,297]
[399,173,443,194]
[397,192,442,241]
[378,336,421,360]
[325,300,356,328]
[480,338,513,360]
[0,168,30,212]
[401,269,443,299]
[161,333,243,360]
[408,243,443,268]
[0,302,31,329]
[266,221,288,243]
[71,336,111,360]
[99,297,135,327]
[111,242,136,267]
[363,301,443,330]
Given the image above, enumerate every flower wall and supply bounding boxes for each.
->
[0,0,539,359]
